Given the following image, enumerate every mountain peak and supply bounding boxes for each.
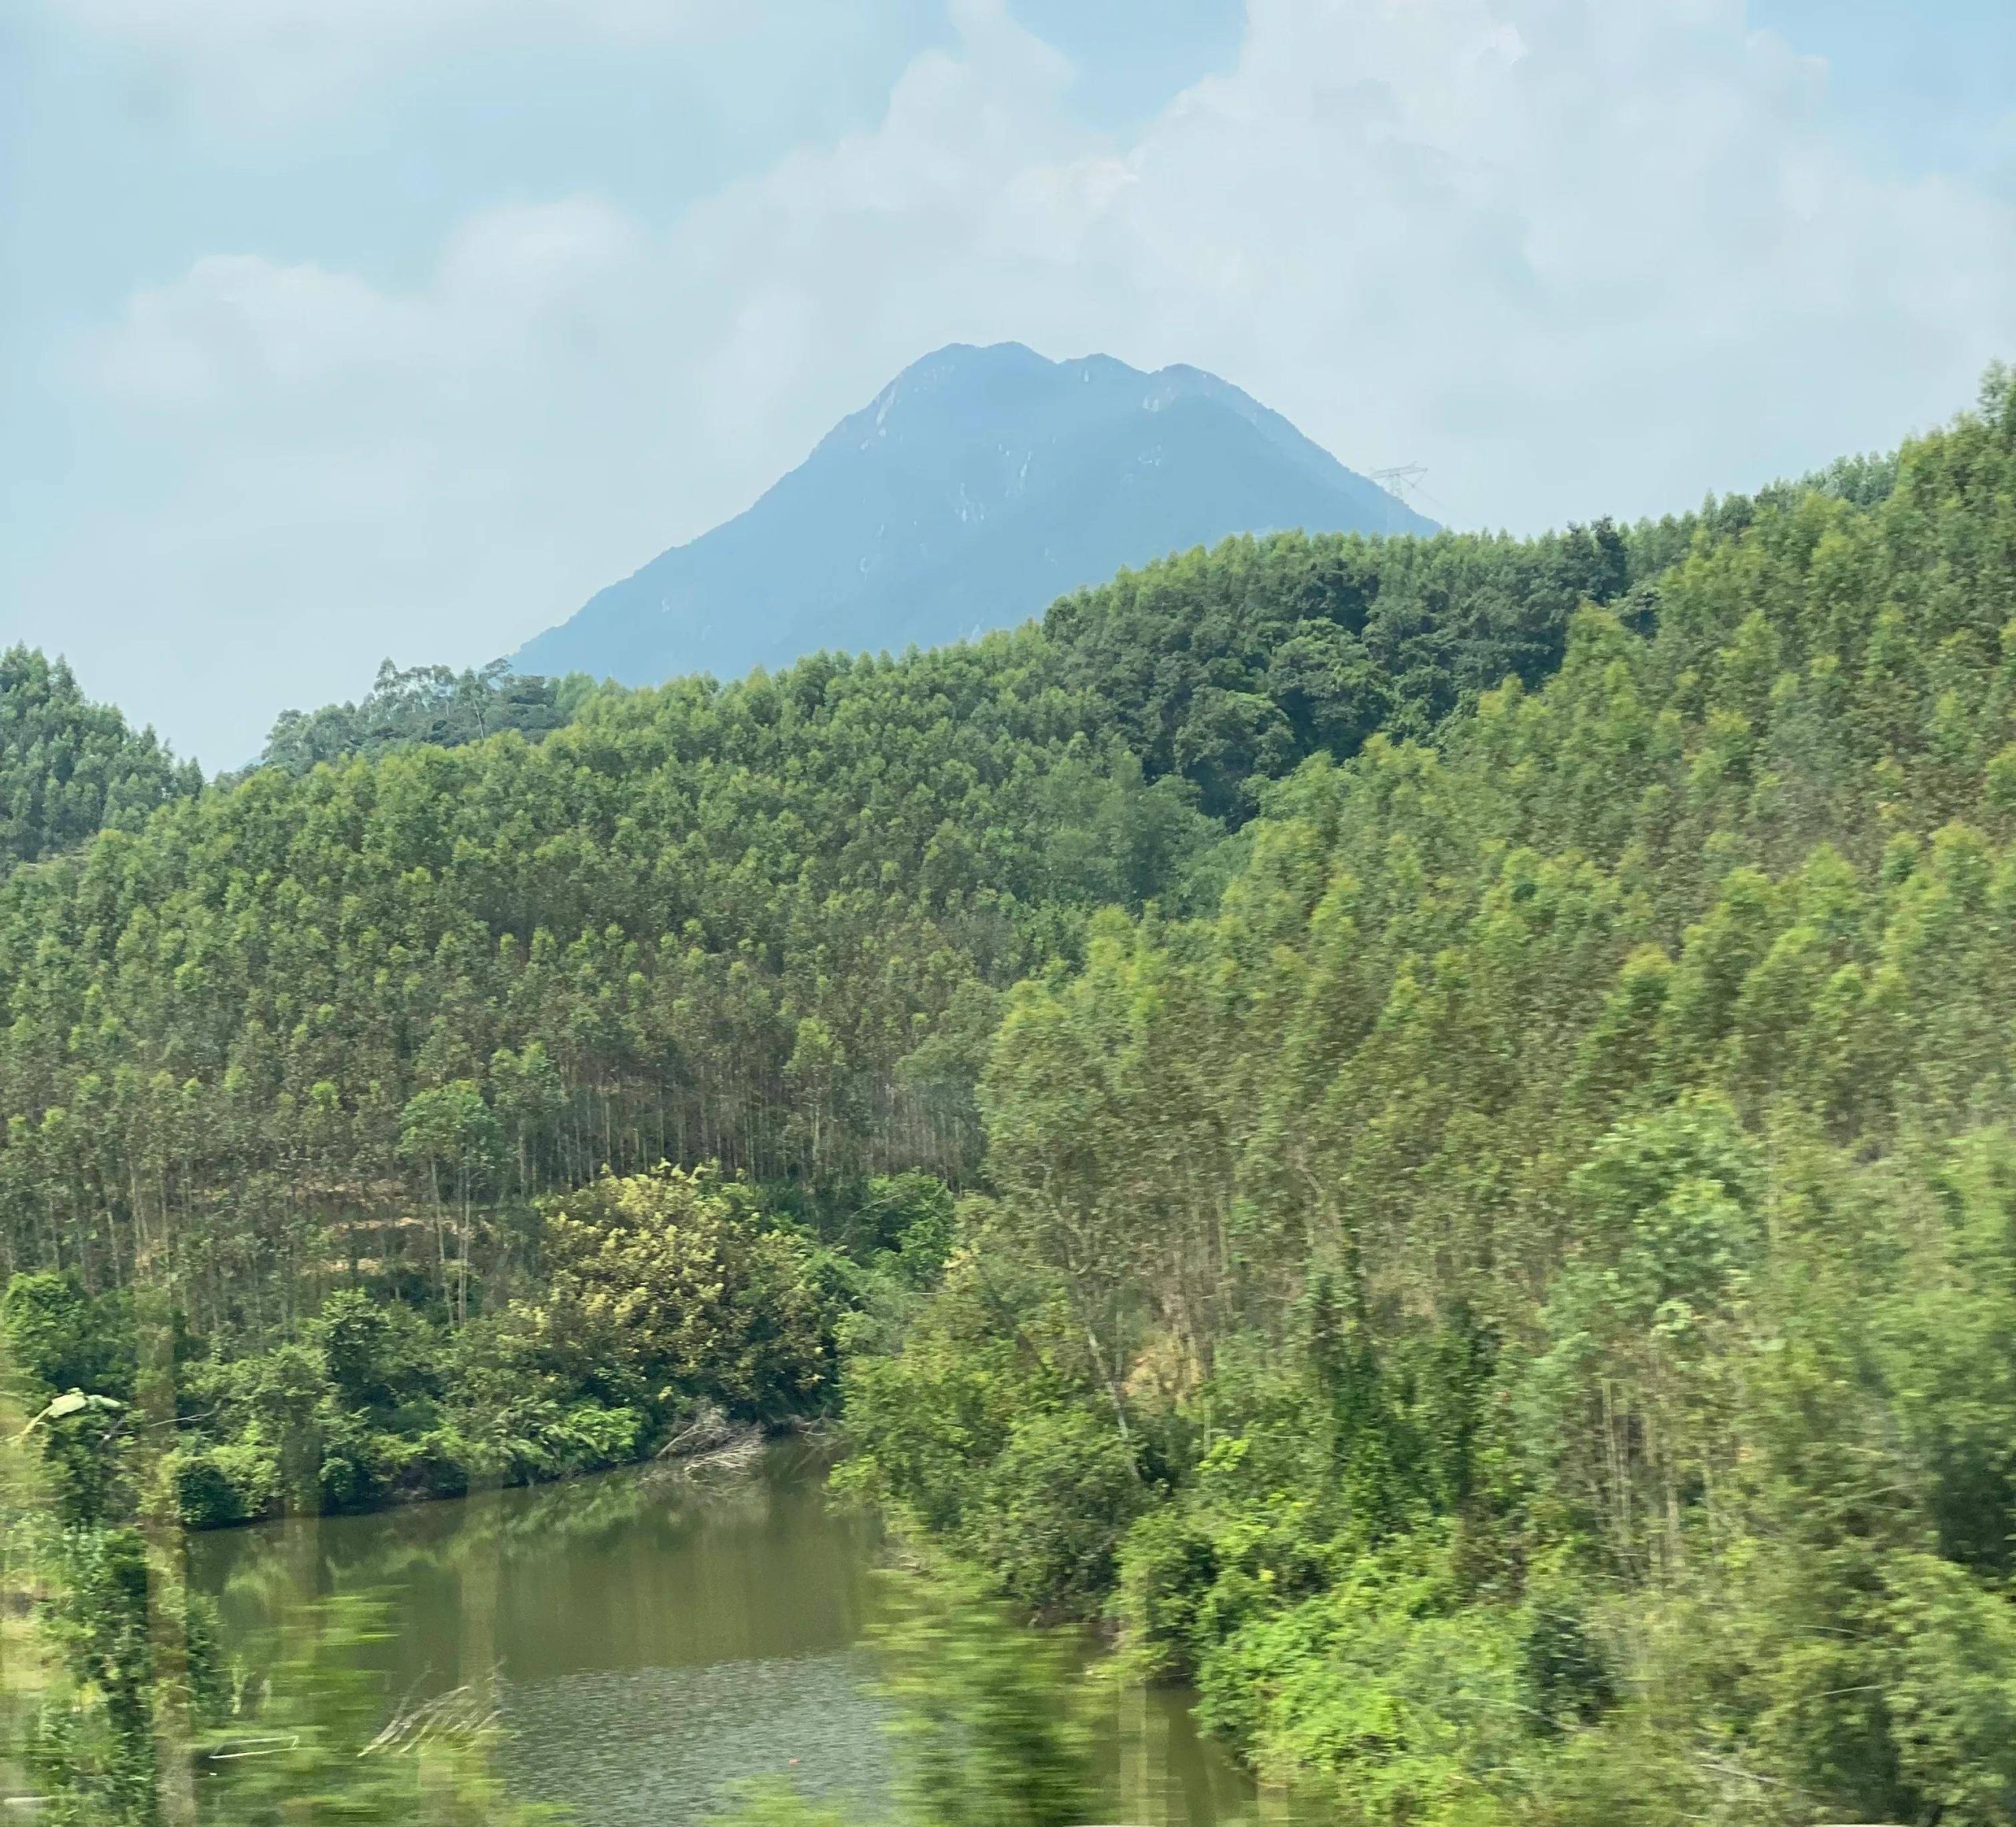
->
[516,345,1433,687]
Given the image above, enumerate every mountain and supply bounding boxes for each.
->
[513,341,1436,686]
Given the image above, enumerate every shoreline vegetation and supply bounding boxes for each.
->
[6,376,2016,1822]
[2,1161,869,1532]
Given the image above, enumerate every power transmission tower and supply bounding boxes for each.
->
[1368,463,1438,529]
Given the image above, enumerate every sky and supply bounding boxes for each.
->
[3,0,2015,765]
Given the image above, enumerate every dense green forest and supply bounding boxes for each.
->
[7,380,2014,1824]
[254,659,596,776]
[0,648,200,871]
[0,506,1673,1329]
[843,381,2016,1822]
[0,650,584,874]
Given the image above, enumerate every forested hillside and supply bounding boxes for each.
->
[0,647,199,870]
[8,378,2007,1826]
[0,514,1665,1323]
[845,376,2016,1823]
[255,659,595,776]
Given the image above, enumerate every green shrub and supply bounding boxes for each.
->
[962,1407,1146,1615]
[1195,1538,1526,1825]
[171,1440,280,1528]
[510,1164,838,1421]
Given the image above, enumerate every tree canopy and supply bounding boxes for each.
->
[842,372,2016,1825]
[255,659,597,775]
[0,647,199,872]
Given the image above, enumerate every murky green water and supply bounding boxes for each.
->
[187,1441,1279,1826]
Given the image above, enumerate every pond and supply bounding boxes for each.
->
[187,1440,1286,1826]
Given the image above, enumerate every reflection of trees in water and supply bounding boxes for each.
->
[198,1439,842,1614]
[185,1455,1265,1827]
[189,1440,872,1710]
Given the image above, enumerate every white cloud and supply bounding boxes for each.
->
[42,0,721,117]
[27,0,2016,762]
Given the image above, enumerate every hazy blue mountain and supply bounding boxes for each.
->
[515,342,1436,686]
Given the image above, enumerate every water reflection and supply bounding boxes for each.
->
[187,1443,1280,1826]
